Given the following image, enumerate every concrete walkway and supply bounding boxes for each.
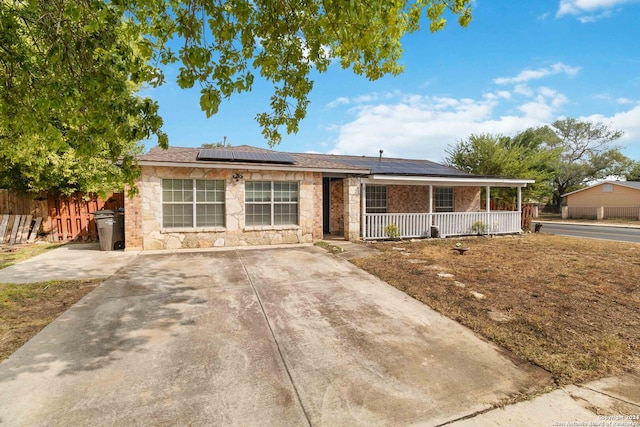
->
[0,242,638,425]
[0,243,139,284]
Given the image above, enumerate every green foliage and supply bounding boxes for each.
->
[0,0,167,196]
[444,132,558,203]
[385,223,400,240]
[546,119,629,207]
[125,0,473,145]
[626,162,640,181]
[201,137,229,149]
[470,220,488,235]
[445,120,634,209]
[1,0,472,194]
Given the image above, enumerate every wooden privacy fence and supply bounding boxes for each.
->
[0,215,42,245]
[1,189,124,242]
[48,192,124,242]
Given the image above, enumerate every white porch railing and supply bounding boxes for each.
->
[363,211,522,240]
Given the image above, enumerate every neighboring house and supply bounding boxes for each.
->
[561,181,640,220]
[124,145,534,250]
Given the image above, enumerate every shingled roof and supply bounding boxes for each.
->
[138,145,472,177]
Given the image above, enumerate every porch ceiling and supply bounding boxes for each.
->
[363,175,535,188]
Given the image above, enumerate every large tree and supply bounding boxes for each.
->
[546,118,628,208]
[0,0,167,195]
[1,0,472,195]
[626,162,640,181]
[444,132,558,203]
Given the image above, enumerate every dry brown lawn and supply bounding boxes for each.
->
[352,234,640,385]
[0,280,100,362]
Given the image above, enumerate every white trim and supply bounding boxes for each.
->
[139,160,366,175]
[363,175,533,187]
[486,186,491,213]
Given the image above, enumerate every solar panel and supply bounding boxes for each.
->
[197,149,234,161]
[232,151,295,163]
[330,158,470,176]
[197,149,295,164]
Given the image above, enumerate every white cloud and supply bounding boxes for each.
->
[556,0,639,21]
[328,88,564,161]
[617,97,635,105]
[583,105,640,147]
[494,63,580,85]
[326,92,381,108]
[353,94,379,103]
[325,62,640,162]
[326,96,350,108]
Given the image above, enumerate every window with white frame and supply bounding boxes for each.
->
[435,187,454,212]
[366,185,387,213]
[245,181,299,226]
[162,179,225,228]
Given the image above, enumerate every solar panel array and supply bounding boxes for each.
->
[197,149,295,164]
[331,158,470,176]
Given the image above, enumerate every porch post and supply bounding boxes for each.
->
[485,186,491,212]
[361,182,366,240]
[343,177,362,241]
[517,186,522,212]
[429,185,433,213]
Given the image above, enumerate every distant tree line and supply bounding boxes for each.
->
[444,118,639,210]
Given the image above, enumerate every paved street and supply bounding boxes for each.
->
[535,221,640,244]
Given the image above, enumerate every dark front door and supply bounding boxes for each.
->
[322,177,331,233]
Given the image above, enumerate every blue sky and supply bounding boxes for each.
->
[145,0,640,163]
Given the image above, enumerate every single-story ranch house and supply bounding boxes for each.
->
[124,145,534,251]
[562,181,640,220]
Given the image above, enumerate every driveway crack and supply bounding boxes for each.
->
[235,250,312,426]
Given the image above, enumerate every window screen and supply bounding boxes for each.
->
[435,187,454,212]
[246,181,299,226]
[162,179,225,228]
[366,185,387,213]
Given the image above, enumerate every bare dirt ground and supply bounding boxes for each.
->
[0,280,100,361]
[352,233,640,385]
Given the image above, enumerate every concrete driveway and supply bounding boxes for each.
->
[0,246,550,426]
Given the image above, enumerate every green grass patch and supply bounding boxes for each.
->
[0,243,65,269]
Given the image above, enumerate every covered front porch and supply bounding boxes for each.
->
[360,175,534,240]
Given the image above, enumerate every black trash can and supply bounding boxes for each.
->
[93,210,125,251]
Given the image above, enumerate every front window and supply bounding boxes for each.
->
[435,187,454,212]
[162,179,225,228]
[366,185,387,213]
[245,181,299,226]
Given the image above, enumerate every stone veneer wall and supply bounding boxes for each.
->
[343,177,361,241]
[329,179,344,234]
[129,166,323,250]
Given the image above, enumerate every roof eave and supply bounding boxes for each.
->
[138,160,369,175]
[364,175,535,187]
[561,180,640,197]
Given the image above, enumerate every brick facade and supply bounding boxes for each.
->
[455,186,481,212]
[329,179,344,234]
[124,185,143,250]
[126,166,323,250]
[386,185,481,213]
